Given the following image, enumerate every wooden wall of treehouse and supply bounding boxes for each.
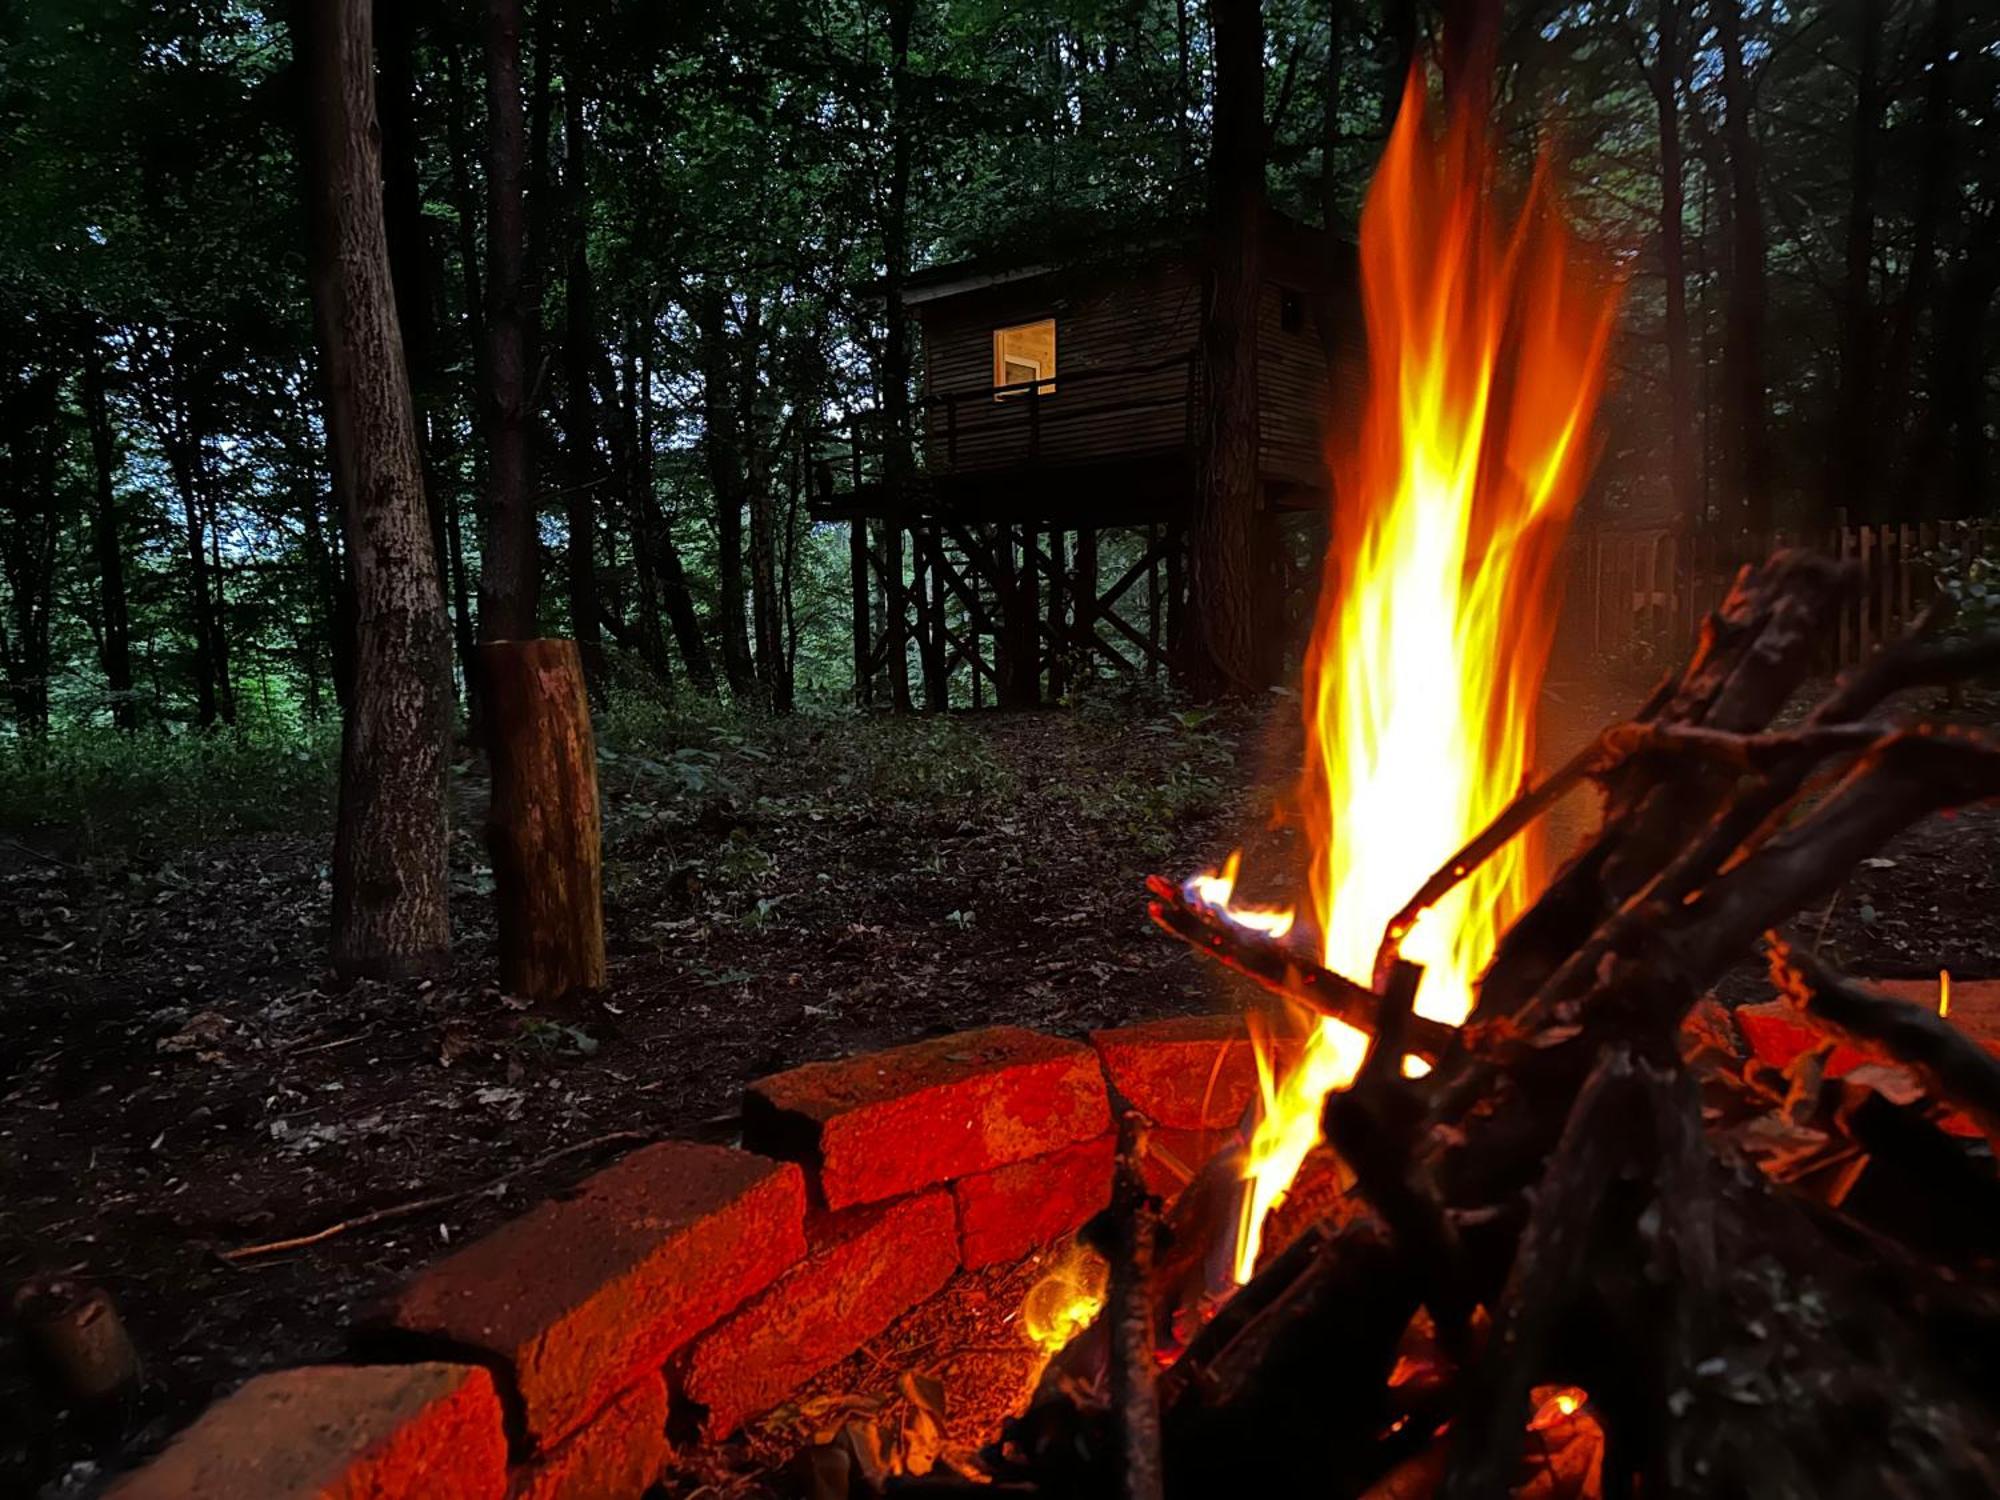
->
[913,258,1356,503]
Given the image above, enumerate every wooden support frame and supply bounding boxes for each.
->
[849,511,1193,710]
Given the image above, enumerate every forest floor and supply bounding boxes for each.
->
[3,664,1998,1496]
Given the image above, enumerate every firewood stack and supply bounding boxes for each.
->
[912,553,2000,1499]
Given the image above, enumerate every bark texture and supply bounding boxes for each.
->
[295,0,454,980]
[479,638,606,1002]
[478,0,540,642]
[1189,0,1270,696]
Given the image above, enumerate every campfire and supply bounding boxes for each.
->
[897,64,2000,1500]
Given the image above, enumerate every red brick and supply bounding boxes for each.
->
[371,1142,805,1448]
[1090,1015,1273,1130]
[953,1135,1114,1268]
[506,1375,669,1500]
[681,1192,958,1437]
[105,1362,505,1500]
[745,1027,1110,1209]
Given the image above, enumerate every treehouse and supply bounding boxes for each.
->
[817,210,1361,708]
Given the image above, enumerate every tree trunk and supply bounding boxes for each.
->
[478,0,539,641]
[294,0,455,980]
[81,332,135,730]
[1714,0,1772,542]
[375,0,455,662]
[1190,0,1269,696]
[697,286,757,700]
[160,355,221,726]
[850,518,871,707]
[442,35,487,703]
[1319,0,1342,231]
[615,317,670,682]
[1383,0,1417,127]
[205,479,235,724]
[479,639,605,1002]
[1644,0,1699,543]
[1885,0,1962,499]
[881,0,917,713]
[624,319,714,690]
[1828,0,1884,522]
[1914,214,2000,517]
[0,355,59,734]
[559,24,602,687]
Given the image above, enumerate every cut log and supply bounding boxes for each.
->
[479,638,606,1002]
[11,1277,141,1405]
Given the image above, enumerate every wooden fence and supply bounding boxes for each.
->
[1572,516,1999,669]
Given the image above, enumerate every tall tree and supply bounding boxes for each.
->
[0,332,61,733]
[293,0,454,978]
[1828,0,1885,522]
[880,0,918,713]
[1636,0,1699,540]
[1319,0,1343,231]
[559,7,602,678]
[1884,0,1962,503]
[697,285,758,700]
[1714,0,1772,541]
[81,329,135,729]
[1189,0,1269,694]
[478,0,540,642]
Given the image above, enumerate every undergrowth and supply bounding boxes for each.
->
[0,724,342,854]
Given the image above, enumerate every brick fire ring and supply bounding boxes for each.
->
[99,979,2000,1497]
[101,1014,1273,1499]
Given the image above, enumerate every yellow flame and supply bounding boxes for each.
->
[1186,851,1296,941]
[1021,1243,1108,1353]
[1940,969,1952,1018]
[1228,70,1620,1283]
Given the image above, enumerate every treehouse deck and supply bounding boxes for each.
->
[818,214,1360,708]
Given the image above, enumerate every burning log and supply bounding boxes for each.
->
[993,550,2000,1499]
[1145,876,1458,1061]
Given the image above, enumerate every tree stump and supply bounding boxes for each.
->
[480,638,606,1003]
[11,1277,141,1405]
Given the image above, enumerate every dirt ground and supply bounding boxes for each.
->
[4,666,1996,1496]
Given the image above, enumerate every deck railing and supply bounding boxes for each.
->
[1572,516,2000,669]
[817,352,1202,497]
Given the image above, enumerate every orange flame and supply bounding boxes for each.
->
[1940,969,1952,1018]
[1225,70,1621,1280]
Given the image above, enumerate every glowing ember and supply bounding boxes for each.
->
[1209,66,1621,1282]
[1528,1385,1590,1430]
[1940,968,1952,1018]
[1021,1243,1108,1353]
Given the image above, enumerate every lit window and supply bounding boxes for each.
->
[993,319,1056,399]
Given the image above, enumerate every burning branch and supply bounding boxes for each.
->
[993,552,2000,1498]
[1144,874,1458,1061]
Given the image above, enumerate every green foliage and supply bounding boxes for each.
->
[0,721,338,850]
[1925,544,2000,637]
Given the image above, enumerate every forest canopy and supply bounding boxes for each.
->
[1,0,1995,737]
